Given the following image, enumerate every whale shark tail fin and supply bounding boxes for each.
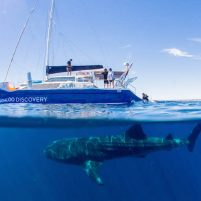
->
[125,124,147,140]
[84,160,103,185]
[187,123,201,152]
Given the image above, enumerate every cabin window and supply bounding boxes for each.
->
[46,77,76,82]
[77,77,93,83]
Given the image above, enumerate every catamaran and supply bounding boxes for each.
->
[0,0,141,104]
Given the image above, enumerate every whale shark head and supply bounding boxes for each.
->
[43,144,57,159]
[43,139,68,160]
[43,138,84,164]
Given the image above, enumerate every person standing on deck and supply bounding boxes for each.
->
[102,68,109,88]
[67,59,73,75]
[108,68,115,88]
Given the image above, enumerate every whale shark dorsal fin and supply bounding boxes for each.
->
[84,160,103,185]
[125,124,147,140]
[165,134,173,140]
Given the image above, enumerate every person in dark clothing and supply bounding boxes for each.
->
[142,93,149,102]
[102,68,108,88]
[67,59,73,75]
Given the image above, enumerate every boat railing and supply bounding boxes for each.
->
[0,82,17,91]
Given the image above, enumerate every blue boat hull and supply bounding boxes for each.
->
[0,89,141,104]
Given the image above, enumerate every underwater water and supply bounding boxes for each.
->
[0,101,201,201]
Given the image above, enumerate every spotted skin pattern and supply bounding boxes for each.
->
[44,123,201,185]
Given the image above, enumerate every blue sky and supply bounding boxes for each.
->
[0,0,201,100]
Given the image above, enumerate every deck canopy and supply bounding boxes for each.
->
[46,65,103,75]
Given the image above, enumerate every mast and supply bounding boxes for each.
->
[45,0,55,68]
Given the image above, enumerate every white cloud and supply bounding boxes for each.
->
[163,48,193,58]
[121,44,132,49]
[188,38,201,43]
[192,56,201,60]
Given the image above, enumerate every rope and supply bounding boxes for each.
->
[4,0,39,82]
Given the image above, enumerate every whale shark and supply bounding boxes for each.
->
[44,123,201,185]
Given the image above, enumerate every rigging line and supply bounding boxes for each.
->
[4,0,39,82]
[59,32,97,64]
[60,37,81,64]
[79,0,109,66]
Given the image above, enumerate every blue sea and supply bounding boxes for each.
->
[0,101,201,201]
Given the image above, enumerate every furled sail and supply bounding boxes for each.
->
[46,65,103,75]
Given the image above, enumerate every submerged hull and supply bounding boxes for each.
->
[0,88,141,104]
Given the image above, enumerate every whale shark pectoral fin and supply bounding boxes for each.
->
[84,160,103,185]
[125,124,147,140]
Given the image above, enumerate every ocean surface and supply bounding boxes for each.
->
[0,101,201,201]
